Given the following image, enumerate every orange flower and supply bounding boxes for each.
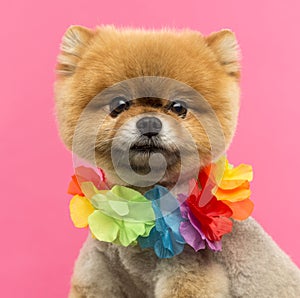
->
[68,175,84,196]
[211,157,254,220]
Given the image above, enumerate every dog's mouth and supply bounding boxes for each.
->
[129,136,171,153]
[130,143,166,153]
[128,140,181,170]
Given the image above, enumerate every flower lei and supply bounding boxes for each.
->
[68,157,253,259]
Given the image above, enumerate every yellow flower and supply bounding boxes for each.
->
[213,157,253,202]
[69,195,95,228]
[212,157,254,220]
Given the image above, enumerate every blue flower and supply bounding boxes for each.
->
[138,185,185,258]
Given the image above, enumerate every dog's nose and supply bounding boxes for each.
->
[136,117,162,137]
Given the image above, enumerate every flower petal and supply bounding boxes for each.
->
[108,200,130,216]
[75,166,106,189]
[142,222,155,237]
[138,227,160,249]
[90,193,111,212]
[180,221,205,251]
[223,164,253,181]
[118,221,146,246]
[201,197,233,218]
[205,216,233,241]
[187,207,223,251]
[217,179,248,190]
[205,237,222,251]
[88,210,119,243]
[128,200,155,222]
[223,199,254,220]
[81,182,107,199]
[179,200,189,219]
[68,175,83,196]
[139,186,186,258]
[69,195,95,228]
[110,185,145,202]
[153,231,185,259]
[110,185,155,221]
[154,239,173,259]
[214,182,251,202]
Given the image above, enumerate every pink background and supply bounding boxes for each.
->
[1,0,300,297]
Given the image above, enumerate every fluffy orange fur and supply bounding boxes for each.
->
[55,25,240,189]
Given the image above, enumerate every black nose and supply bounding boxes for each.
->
[136,117,162,138]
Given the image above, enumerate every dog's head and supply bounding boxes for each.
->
[54,26,240,189]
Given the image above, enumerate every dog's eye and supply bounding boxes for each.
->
[109,96,131,117]
[166,101,187,118]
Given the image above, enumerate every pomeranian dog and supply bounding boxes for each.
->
[55,25,300,297]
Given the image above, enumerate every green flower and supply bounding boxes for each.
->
[88,185,155,246]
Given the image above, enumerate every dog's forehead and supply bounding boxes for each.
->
[81,29,216,82]
[100,77,196,99]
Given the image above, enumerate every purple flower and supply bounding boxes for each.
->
[178,195,222,252]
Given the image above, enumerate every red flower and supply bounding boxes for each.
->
[67,166,107,196]
[186,173,233,242]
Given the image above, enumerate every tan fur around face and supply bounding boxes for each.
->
[54,26,240,187]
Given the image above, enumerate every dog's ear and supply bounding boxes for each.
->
[56,25,94,76]
[206,29,240,76]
